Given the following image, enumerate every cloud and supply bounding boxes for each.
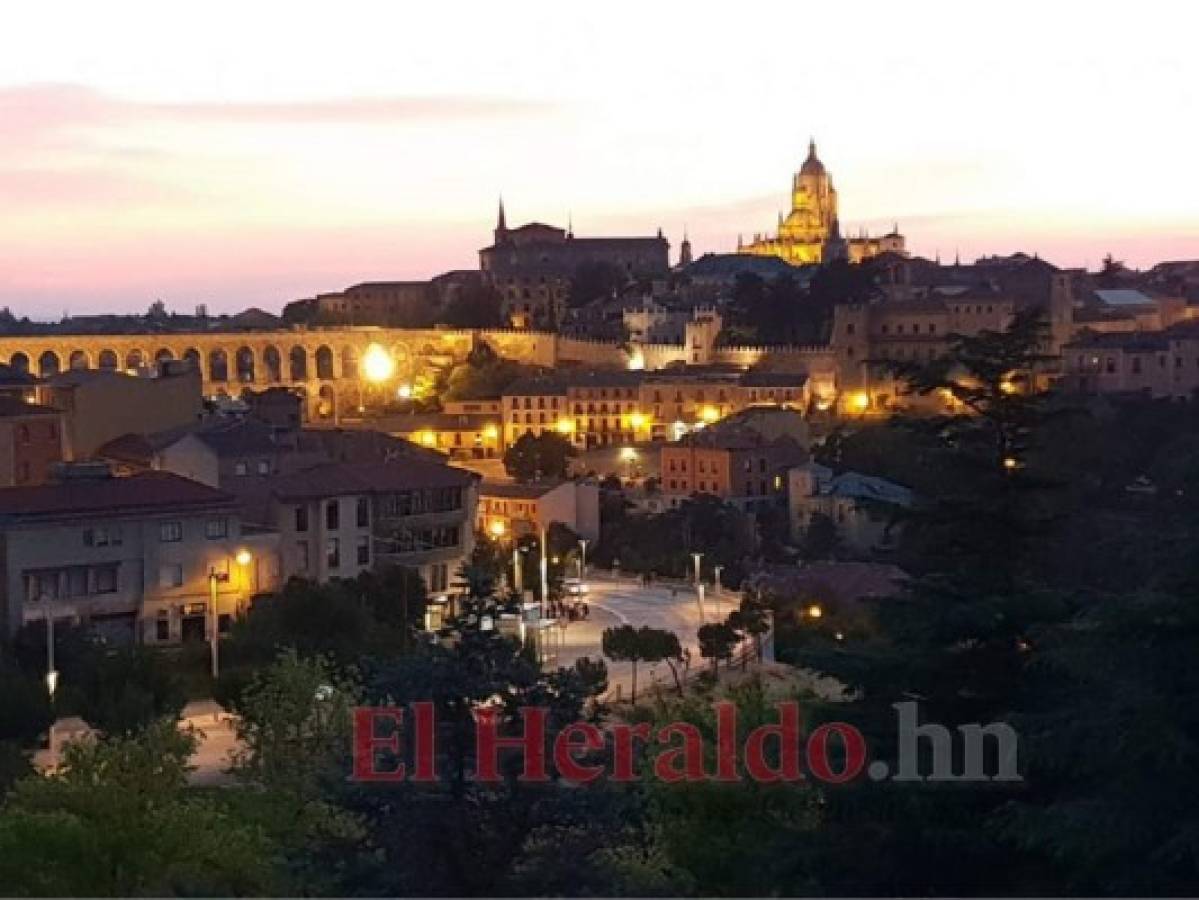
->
[0,83,557,137]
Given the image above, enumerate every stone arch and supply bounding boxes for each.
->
[124,349,145,371]
[154,348,174,365]
[97,349,118,371]
[38,350,61,377]
[235,346,255,383]
[315,345,334,380]
[391,343,415,379]
[68,349,90,370]
[341,345,359,380]
[262,345,282,382]
[182,348,202,376]
[289,346,307,381]
[317,384,336,419]
[209,348,229,382]
[8,351,29,374]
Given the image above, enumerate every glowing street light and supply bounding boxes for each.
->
[397,383,413,400]
[235,548,252,567]
[807,603,824,619]
[555,418,576,435]
[851,392,870,413]
[362,343,395,383]
[620,446,638,462]
[489,519,507,539]
[700,405,720,423]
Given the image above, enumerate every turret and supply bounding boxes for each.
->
[679,228,693,267]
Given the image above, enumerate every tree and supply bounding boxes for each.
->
[0,721,278,896]
[0,664,53,792]
[728,594,771,666]
[345,564,428,633]
[440,282,504,328]
[696,622,739,675]
[70,646,186,737]
[602,624,645,702]
[636,627,686,696]
[568,261,628,308]
[798,511,841,561]
[503,431,576,482]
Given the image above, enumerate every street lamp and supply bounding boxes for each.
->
[208,567,230,680]
[578,538,589,581]
[691,552,703,585]
[38,594,57,700]
[512,546,525,595]
[713,565,724,617]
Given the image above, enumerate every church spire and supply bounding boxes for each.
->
[495,196,508,244]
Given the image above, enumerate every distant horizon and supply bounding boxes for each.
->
[3,1,1197,318]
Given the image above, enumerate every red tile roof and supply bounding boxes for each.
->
[269,460,477,501]
[0,471,235,521]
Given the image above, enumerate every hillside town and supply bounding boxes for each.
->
[3,98,1199,897]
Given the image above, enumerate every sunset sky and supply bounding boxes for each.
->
[2,0,1197,317]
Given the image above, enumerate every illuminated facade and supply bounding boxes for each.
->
[739,141,905,266]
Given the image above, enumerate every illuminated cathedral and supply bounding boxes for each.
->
[738,140,906,266]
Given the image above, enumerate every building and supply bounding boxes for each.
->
[378,412,503,459]
[479,202,671,328]
[660,425,808,512]
[1059,322,1199,398]
[502,368,813,451]
[267,460,479,595]
[313,281,435,326]
[477,479,600,543]
[35,362,203,460]
[0,397,64,487]
[738,141,906,266]
[0,466,280,642]
[788,463,912,555]
[244,386,305,430]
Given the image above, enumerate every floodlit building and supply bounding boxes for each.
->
[476,479,600,543]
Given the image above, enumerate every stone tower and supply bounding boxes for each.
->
[679,229,693,267]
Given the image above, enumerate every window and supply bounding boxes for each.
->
[205,517,228,539]
[234,461,248,476]
[296,541,310,572]
[356,536,370,565]
[94,565,118,593]
[67,568,87,597]
[159,564,183,588]
[159,521,183,543]
[327,538,340,569]
[356,496,370,528]
[326,500,340,530]
[256,459,270,475]
[295,505,309,532]
[156,615,170,642]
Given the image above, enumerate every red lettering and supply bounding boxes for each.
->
[611,721,651,782]
[714,701,739,781]
[474,706,549,782]
[553,722,605,783]
[352,706,406,782]
[807,722,867,784]
[412,701,437,782]
[745,702,804,783]
[654,722,706,783]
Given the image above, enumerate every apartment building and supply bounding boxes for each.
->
[268,460,479,595]
[476,479,600,543]
[0,397,64,486]
[0,466,279,643]
[660,426,808,513]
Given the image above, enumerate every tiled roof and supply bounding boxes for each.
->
[269,460,476,501]
[479,479,566,500]
[0,471,235,522]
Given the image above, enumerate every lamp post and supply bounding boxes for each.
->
[39,594,57,700]
[578,538,589,581]
[691,552,703,585]
[539,527,549,619]
[713,565,724,618]
[512,546,524,595]
[208,568,230,680]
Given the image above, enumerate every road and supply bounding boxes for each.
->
[550,574,739,701]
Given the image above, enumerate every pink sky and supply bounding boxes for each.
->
[2,2,1197,318]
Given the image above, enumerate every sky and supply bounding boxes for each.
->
[1,0,1197,318]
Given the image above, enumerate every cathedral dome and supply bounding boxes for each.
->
[800,139,826,177]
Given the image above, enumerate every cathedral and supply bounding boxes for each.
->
[738,141,906,266]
